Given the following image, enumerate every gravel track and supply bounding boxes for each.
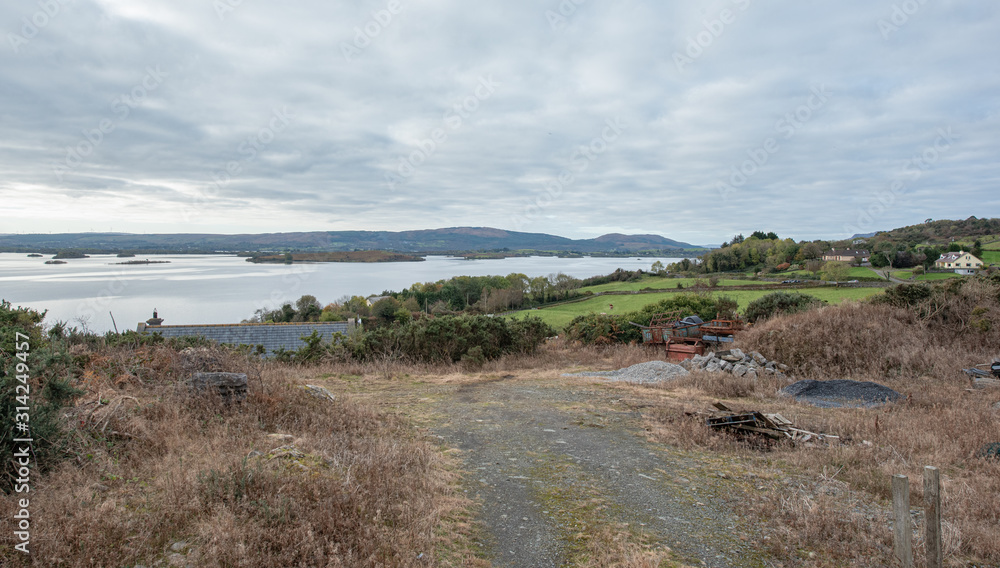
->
[428,376,763,567]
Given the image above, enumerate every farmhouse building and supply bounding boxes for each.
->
[822,249,869,263]
[366,296,393,306]
[934,251,983,274]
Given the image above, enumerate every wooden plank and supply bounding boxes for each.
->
[924,466,942,568]
[752,411,780,430]
[893,474,914,568]
[712,402,732,412]
[765,413,793,426]
[732,425,787,439]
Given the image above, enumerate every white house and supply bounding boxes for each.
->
[934,251,983,275]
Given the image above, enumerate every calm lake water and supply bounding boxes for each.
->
[0,253,684,333]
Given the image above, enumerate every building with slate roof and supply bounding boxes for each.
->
[935,251,983,274]
[136,318,355,356]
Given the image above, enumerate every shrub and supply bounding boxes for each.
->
[870,283,932,309]
[0,301,83,491]
[743,292,822,323]
[336,314,554,364]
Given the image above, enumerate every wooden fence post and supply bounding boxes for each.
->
[924,466,942,568]
[893,474,913,568]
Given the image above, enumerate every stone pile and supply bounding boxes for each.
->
[681,348,790,380]
[781,379,901,408]
[563,360,689,384]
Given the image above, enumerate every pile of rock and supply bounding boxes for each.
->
[564,360,690,384]
[681,348,789,380]
[781,379,901,408]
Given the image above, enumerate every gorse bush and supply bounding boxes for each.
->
[743,292,822,323]
[0,301,82,492]
[313,314,555,364]
[870,283,933,309]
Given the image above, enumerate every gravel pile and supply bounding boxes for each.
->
[781,379,902,408]
[681,348,790,380]
[563,360,690,384]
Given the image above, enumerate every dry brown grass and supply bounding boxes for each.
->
[5,288,999,567]
[0,344,484,567]
[640,296,1000,567]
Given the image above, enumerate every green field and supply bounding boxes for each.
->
[981,250,1000,264]
[848,266,883,278]
[917,272,963,281]
[512,286,885,330]
[579,275,761,293]
[778,266,879,280]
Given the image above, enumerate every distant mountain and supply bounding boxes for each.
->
[0,227,701,254]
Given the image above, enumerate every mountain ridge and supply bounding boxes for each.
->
[0,227,701,254]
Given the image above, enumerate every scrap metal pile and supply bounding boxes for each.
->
[702,402,840,445]
[631,311,745,361]
[961,359,1000,389]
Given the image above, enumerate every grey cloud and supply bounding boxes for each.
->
[0,0,997,244]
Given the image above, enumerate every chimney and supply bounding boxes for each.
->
[146,308,164,326]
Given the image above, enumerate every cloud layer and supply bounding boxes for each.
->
[2,0,998,244]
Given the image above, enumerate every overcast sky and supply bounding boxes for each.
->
[1,0,998,245]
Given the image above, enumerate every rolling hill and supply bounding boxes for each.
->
[0,227,701,255]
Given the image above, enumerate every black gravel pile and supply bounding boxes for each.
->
[781,379,902,408]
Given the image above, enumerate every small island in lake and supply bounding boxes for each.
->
[53,251,90,259]
[246,250,425,264]
[45,260,68,264]
[112,259,171,265]
[27,253,43,257]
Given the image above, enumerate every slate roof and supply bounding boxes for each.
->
[137,321,354,356]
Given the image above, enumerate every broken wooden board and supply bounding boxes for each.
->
[704,402,839,445]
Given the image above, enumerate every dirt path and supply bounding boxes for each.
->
[414,376,766,567]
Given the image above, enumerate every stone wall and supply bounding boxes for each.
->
[137,321,354,356]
